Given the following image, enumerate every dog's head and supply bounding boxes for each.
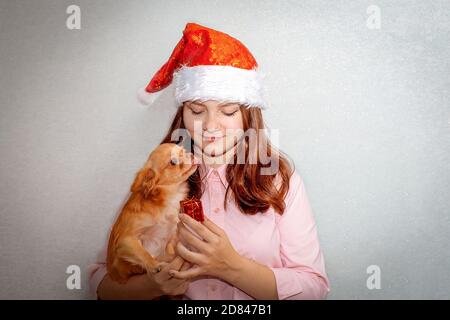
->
[131,143,198,198]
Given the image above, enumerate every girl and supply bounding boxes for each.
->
[88,22,330,300]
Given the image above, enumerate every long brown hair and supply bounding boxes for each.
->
[160,104,294,215]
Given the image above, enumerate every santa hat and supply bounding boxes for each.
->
[138,22,267,109]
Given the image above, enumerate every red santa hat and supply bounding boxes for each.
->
[137,22,267,109]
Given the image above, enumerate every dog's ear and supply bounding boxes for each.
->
[131,168,145,193]
[131,166,156,194]
[142,168,158,198]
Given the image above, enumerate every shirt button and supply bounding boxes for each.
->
[213,207,220,213]
[210,284,217,291]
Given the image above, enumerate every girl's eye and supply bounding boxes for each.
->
[223,110,238,116]
[191,109,204,115]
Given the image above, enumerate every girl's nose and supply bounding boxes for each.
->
[204,113,219,131]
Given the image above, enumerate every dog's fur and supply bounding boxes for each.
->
[106,143,197,283]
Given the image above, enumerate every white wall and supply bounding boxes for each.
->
[0,0,449,299]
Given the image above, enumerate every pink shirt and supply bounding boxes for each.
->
[88,163,330,299]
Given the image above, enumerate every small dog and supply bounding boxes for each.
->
[106,143,197,283]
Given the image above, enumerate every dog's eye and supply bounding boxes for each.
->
[170,158,179,166]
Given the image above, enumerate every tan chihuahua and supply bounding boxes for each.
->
[106,143,197,283]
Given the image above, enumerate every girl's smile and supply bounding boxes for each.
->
[183,100,244,161]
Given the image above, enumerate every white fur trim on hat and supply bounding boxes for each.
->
[173,65,267,109]
[137,87,164,106]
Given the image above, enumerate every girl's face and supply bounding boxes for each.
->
[182,100,244,158]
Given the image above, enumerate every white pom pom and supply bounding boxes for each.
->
[137,87,162,106]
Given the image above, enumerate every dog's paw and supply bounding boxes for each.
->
[150,262,169,274]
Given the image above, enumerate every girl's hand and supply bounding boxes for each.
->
[169,213,243,281]
[147,255,192,297]
[97,255,192,300]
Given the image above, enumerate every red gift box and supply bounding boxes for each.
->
[180,197,204,222]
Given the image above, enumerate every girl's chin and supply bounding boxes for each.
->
[198,146,237,158]
[200,149,225,157]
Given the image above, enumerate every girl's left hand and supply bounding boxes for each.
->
[168,213,242,280]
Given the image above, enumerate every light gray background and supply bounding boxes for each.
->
[1,0,449,299]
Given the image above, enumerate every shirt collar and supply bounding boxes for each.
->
[198,162,229,188]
